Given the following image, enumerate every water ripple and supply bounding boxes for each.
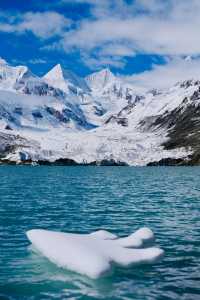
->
[0,166,200,299]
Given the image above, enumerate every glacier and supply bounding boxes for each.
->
[26,228,164,279]
[0,57,198,166]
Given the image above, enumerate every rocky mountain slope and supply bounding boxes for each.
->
[0,58,199,166]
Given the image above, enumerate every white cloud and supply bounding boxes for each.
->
[2,0,200,78]
[123,57,200,89]
[0,11,71,39]
[28,58,47,64]
[134,0,171,14]
[62,13,200,56]
[19,12,71,38]
[58,0,200,62]
[82,52,126,70]
[98,44,136,57]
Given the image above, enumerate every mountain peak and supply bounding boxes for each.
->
[0,57,8,66]
[86,68,116,91]
[52,63,63,73]
[0,60,33,91]
[45,64,64,80]
[44,64,90,94]
[43,64,69,92]
[91,67,114,78]
[98,67,112,74]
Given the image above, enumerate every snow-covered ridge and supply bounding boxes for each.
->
[0,58,198,165]
[44,63,90,95]
[86,68,116,91]
[0,59,33,91]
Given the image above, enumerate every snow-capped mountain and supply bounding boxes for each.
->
[0,59,94,133]
[0,58,34,91]
[0,58,199,165]
[44,64,90,95]
[86,68,116,91]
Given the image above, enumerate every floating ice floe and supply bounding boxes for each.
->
[26,228,164,279]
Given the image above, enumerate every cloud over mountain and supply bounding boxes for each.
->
[1,0,200,87]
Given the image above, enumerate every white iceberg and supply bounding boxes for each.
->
[26,228,164,279]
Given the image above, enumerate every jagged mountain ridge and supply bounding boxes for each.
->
[0,58,199,165]
[86,68,116,90]
[0,60,96,132]
[44,63,91,95]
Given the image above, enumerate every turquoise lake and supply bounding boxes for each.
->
[0,166,200,300]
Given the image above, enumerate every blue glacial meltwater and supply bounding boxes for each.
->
[0,166,200,300]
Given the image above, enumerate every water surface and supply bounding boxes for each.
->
[0,166,200,299]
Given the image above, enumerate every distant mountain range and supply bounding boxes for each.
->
[0,57,199,166]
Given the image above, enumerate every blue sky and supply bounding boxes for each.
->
[1,0,200,88]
